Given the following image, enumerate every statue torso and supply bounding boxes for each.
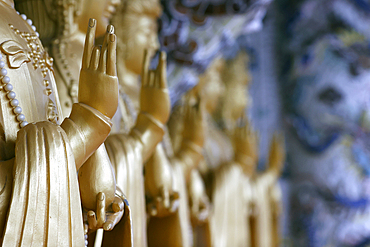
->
[0,3,62,160]
[203,114,234,170]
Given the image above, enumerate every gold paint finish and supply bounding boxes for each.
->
[0,0,120,244]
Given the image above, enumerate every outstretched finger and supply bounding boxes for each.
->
[82,18,96,69]
[191,198,200,216]
[87,211,97,230]
[158,51,167,89]
[141,49,151,87]
[107,33,117,76]
[170,192,180,213]
[98,25,114,73]
[103,211,123,231]
[112,197,124,213]
[162,187,170,209]
[89,46,101,70]
[148,70,156,87]
[96,192,106,227]
[196,99,203,119]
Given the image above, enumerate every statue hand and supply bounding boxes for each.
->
[232,119,259,163]
[84,192,124,234]
[140,50,170,125]
[146,187,180,217]
[78,19,118,119]
[268,133,285,172]
[188,169,210,225]
[182,97,205,147]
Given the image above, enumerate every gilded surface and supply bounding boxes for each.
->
[147,98,206,247]
[0,0,285,245]
[253,134,285,247]
[0,0,120,245]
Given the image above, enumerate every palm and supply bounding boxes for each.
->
[140,50,170,125]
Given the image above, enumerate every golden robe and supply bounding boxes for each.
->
[211,162,253,247]
[0,3,114,245]
[104,133,144,247]
[2,122,85,246]
[253,172,282,247]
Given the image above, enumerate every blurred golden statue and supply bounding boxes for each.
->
[211,120,258,247]
[215,51,251,131]
[0,0,120,245]
[15,1,130,246]
[206,51,255,247]
[101,0,179,246]
[197,57,234,174]
[253,134,285,247]
[147,95,207,247]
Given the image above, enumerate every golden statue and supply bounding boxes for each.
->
[253,134,285,247]
[14,1,129,245]
[215,51,251,131]
[0,0,120,245]
[197,57,234,174]
[211,120,258,247]
[202,52,255,247]
[101,1,179,246]
[146,95,207,247]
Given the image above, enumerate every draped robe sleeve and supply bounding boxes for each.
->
[2,121,84,247]
[103,111,164,247]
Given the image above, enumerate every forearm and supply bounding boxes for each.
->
[145,143,173,199]
[130,112,165,163]
[61,103,112,169]
[175,140,203,181]
[78,145,116,210]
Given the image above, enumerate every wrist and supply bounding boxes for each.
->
[61,103,112,167]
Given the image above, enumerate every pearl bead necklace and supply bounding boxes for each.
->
[0,11,42,128]
[0,53,28,128]
[16,11,39,38]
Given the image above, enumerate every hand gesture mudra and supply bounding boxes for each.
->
[78,19,118,119]
[182,96,205,148]
[140,49,170,125]
[268,133,285,173]
[232,116,259,164]
[84,192,125,234]
[77,19,123,233]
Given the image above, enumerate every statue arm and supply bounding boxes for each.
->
[130,50,170,163]
[130,112,165,163]
[61,20,118,170]
[174,99,205,181]
[61,103,112,170]
[145,143,180,217]
[175,141,203,181]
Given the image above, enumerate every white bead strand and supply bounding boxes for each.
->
[0,55,28,128]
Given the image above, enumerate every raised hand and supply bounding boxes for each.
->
[232,117,259,165]
[140,49,170,125]
[268,133,285,173]
[84,192,125,234]
[78,19,118,119]
[182,96,205,148]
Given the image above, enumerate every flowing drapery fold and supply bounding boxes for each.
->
[2,121,84,247]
